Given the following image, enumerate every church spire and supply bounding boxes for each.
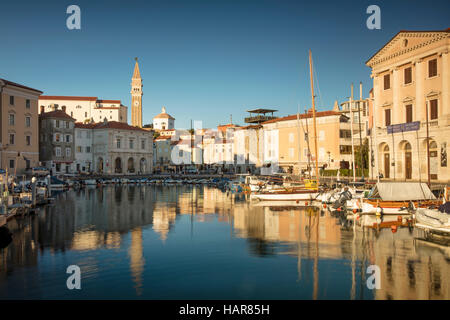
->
[132,57,141,79]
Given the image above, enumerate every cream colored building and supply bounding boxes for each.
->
[261,110,353,174]
[366,28,449,182]
[39,96,127,124]
[153,107,175,131]
[0,79,42,174]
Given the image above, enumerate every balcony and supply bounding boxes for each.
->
[245,115,277,124]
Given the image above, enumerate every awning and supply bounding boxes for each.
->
[368,182,436,201]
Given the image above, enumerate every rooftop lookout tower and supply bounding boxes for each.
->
[245,108,278,124]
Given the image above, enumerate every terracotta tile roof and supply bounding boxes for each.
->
[97,100,121,104]
[39,110,76,121]
[74,122,97,129]
[261,110,343,125]
[0,79,43,94]
[93,121,149,132]
[40,95,98,101]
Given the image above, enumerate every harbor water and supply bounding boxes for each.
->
[0,185,448,299]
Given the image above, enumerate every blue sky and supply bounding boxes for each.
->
[1,0,448,128]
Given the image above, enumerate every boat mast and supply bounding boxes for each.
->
[308,50,319,185]
[426,101,431,187]
[305,107,312,179]
[350,84,356,182]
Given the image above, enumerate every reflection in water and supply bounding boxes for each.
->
[0,185,448,299]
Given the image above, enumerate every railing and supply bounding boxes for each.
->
[244,115,277,123]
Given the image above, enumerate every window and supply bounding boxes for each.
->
[430,99,438,120]
[85,112,88,117]
[117,138,121,148]
[289,133,294,143]
[76,146,82,153]
[9,159,14,169]
[9,134,14,145]
[405,104,413,123]
[55,120,60,128]
[55,147,62,157]
[141,139,145,150]
[129,139,134,149]
[385,109,391,126]
[384,74,390,90]
[26,116,31,127]
[179,150,183,157]
[55,133,60,142]
[339,146,352,154]
[86,146,91,153]
[339,130,351,139]
[65,148,71,157]
[26,135,31,146]
[428,59,437,78]
[65,135,71,143]
[66,121,70,129]
[25,159,30,169]
[26,99,30,108]
[404,67,412,84]
[9,96,14,105]
[9,114,14,125]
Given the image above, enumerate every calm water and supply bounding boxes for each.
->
[0,185,448,299]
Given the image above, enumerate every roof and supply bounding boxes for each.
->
[154,113,175,120]
[40,96,98,101]
[246,108,278,114]
[39,110,76,121]
[93,121,149,132]
[74,122,97,129]
[0,79,43,94]
[366,28,450,66]
[132,60,141,79]
[236,124,262,130]
[261,110,344,125]
[154,136,172,141]
[74,121,150,132]
[97,100,121,104]
[368,182,436,201]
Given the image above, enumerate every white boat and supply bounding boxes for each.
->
[85,179,97,185]
[251,190,319,201]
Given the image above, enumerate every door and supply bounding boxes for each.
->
[405,152,412,179]
[384,153,390,178]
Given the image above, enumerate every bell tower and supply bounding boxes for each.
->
[131,57,143,127]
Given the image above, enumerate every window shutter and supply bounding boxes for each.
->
[385,109,391,126]
[406,105,413,123]
[428,59,437,77]
[430,99,438,120]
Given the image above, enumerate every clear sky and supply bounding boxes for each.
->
[1,0,448,129]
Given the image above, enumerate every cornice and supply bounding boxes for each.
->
[367,32,448,68]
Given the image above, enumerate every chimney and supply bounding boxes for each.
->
[333,100,340,112]
[62,105,66,113]
[52,104,58,111]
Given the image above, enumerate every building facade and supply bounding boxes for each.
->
[39,107,76,174]
[0,79,42,174]
[91,121,153,174]
[39,96,127,124]
[74,123,95,173]
[261,110,352,175]
[366,28,449,182]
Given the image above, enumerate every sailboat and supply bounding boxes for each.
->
[252,50,320,202]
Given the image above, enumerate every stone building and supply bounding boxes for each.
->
[366,28,449,182]
[0,79,42,174]
[91,120,153,174]
[38,106,76,174]
[153,107,175,131]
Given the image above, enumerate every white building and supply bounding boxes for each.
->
[74,123,95,173]
[153,106,175,131]
[69,120,153,174]
[39,96,128,124]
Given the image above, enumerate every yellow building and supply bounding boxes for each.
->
[366,28,449,182]
[261,110,354,174]
[0,79,42,174]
